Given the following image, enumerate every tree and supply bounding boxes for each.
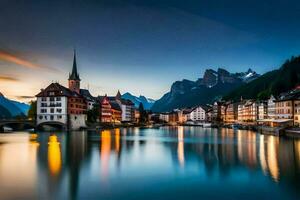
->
[138,103,148,123]
[87,103,100,123]
[28,101,37,120]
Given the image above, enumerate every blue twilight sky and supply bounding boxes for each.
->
[1,0,300,101]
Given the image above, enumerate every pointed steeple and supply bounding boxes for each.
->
[116,90,122,100]
[69,50,80,81]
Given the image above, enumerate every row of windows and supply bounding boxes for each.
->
[276,102,291,107]
[276,109,291,114]
[41,108,62,113]
[70,98,84,103]
[70,104,86,109]
[41,103,62,107]
[39,115,62,120]
[42,97,61,101]
[70,111,84,114]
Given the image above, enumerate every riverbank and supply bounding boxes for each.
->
[213,123,300,138]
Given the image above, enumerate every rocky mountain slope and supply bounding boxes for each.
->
[224,56,300,100]
[151,68,260,112]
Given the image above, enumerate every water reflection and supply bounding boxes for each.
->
[177,126,184,167]
[0,127,299,199]
[48,135,62,176]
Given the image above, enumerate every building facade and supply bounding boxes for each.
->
[99,96,112,123]
[267,95,276,119]
[187,106,206,121]
[36,51,87,130]
[36,84,68,127]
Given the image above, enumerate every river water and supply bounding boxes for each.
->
[0,126,299,200]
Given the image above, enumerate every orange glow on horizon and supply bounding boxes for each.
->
[0,51,41,69]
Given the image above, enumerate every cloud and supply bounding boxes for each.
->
[0,50,57,71]
[0,75,19,82]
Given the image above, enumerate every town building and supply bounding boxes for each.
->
[224,102,238,123]
[267,95,276,119]
[80,89,97,110]
[275,98,293,119]
[67,52,87,129]
[115,91,135,122]
[186,106,207,121]
[257,101,268,120]
[110,101,122,123]
[36,52,87,130]
[159,112,169,123]
[274,89,300,126]
[212,101,226,122]
[237,100,257,122]
[134,109,140,123]
[36,83,69,128]
[98,96,112,123]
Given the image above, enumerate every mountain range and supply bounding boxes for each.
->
[0,92,30,119]
[122,92,156,110]
[151,68,260,112]
[224,56,300,101]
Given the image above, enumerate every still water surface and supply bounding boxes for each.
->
[0,126,300,200]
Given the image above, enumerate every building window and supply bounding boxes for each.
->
[50,97,55,101]
[39,116,43,119]
[50,108,54,113]
[50,116,54,120]
[41,97,47,101]
[57,115,62,119]
[56,97,61,101]
[57,109,62,113]
[49,92,55,96]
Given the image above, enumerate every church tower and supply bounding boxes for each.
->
[116,90,122,100]
[68,50,81,93]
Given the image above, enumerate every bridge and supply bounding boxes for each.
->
[0,120,36,132]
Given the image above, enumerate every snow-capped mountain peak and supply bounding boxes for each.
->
[122,92,156,110]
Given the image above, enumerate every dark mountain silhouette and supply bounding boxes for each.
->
[152,68,259,112]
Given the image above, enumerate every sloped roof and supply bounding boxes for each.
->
[121,98,134,105]
[110,101,122,111]
[36,83,85,99]
[276,89,300,102]
[80,89,96,101]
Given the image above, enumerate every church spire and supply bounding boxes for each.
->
[69,50,80,81]
[68,50,81,93]
[116,90,122,100]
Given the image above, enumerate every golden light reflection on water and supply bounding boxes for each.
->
[115,128,120,153]
[48,134,62,176]
[259,135,268,175]
[177,126,184,167]
[101,130,111,177]
[294,140,300,166]
[267,136,280,182]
